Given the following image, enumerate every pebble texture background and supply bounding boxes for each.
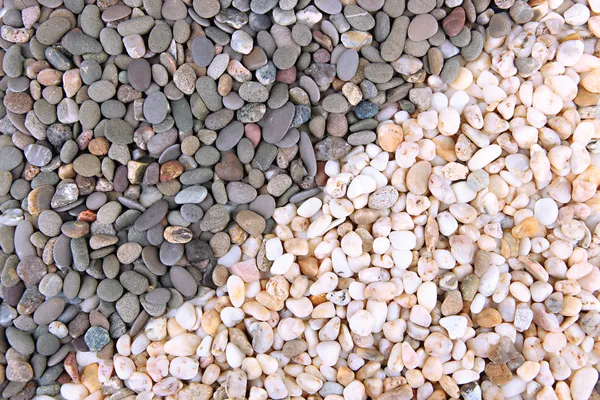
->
[0,0,600,398]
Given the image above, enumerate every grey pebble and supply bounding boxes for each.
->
[143,92,169,124]
[227,181,258,204]
[216,121,244,151]
[36,334,60,357]
[6,327,35,356]
[192,37,215,67]
[169,266,197,297]
[96,279,124,302]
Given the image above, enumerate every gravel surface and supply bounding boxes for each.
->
[0,0,600,398]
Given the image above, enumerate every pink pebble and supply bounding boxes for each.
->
[231,259,260,283]
[76,130,93,150]
[245,124,261,147]
[276,66,297,84]
[313,49,330,63]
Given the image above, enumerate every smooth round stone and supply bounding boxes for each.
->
[358,0,384,11]
[260,102,295,144]
[251,0,278,13]
[337,49,359,81]
[116,293,140,323]
[24,144,52,167]
[142,246,168,275]
[149,22,173,53]
[96,279,124,302]
[63,270,81,299]
[117,243,142,264]
[146,287,171,304]
[291,24,312,46]
[315,0,342,14]
[36,17,70,45]
[88,80,116,102]
[239,82,269,103]
[133,200,169,228]
[162,0,187,19]
[461,31,484,61]
[0,146,24,171]
[101,100,127,118]
[174,186,208,204]
[489,12,512,38]
[38,210,62,236]
[192,37,215,67]
[159,240,183,265]
[33,298,65,325]
[143,92,169,124]
[354,101,379,119]
[276,128,300,148]
[193,0,221,18]
[249,194,276,219]
[86,192,107,210]
[37,334,60,356]
[181,204,204,223]
[128,59,152,92]
[443,6,466,37]
[322,94,349,113]
[407,0,435,13]
[102,4,132,21]
[169,266,197,297]
[364,63,394,83]
[73,154,101,177]
[80,60,102,85]
[227,181,258,204]
[344,5,375,30]
[6,327,35,355]
[9,77,31,93]
[408,14,438,41]
[223,92,245,110]
[272,46,298,70]
[216,121,244,151]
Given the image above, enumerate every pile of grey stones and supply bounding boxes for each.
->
[0,0,533,396]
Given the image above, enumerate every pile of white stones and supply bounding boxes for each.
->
[64,1,600,400]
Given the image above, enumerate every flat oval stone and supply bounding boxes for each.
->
[15,220,36,260]
[135,199,168,231]
[128,59,151,92]
[6,327,35,355]
[141,246,167,275]
[408,14,438,41]
[193,0,221,18]
[192,37,215,67]
[227,182,258,204]
[315,0,342,14]
[216,121,244,151]
[143,92,169,124]
[73,154,101,177]
[160,242,184,265]
[235,210,266,236]
[146,287,171,304]
[260,102,295,144]
[249,194,276,219]
[299,131,317,176]
[102,4,132,21]
[169,266,197,297]
[96,278,124,302]
[443,7,466,37]
[24,144,52,167]
[0,146,24,171]
[275,128,300,148]
[33,297,65,325]
[336,49,358,81]
[174,186,208,204]
[53,234,72,269]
